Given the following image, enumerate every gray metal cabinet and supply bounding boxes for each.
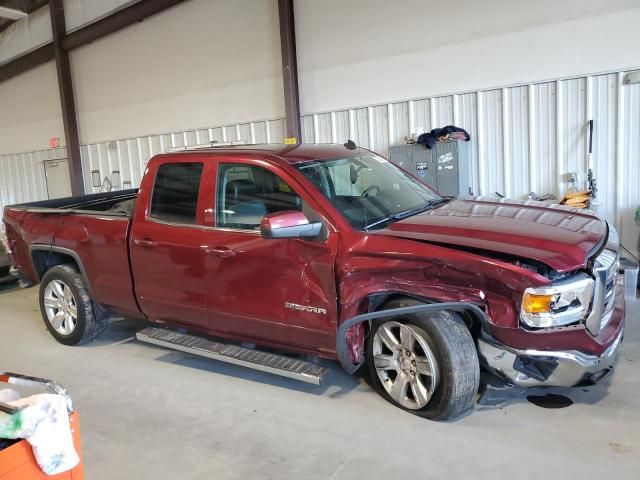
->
[388,140,471,196]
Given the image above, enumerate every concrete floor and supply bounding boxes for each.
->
[0,283,638,480]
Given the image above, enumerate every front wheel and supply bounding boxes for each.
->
[366,299,479,421]
[39,264,108,345]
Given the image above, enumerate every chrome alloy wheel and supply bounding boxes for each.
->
[372,321,439,409]
[43,279,78,335]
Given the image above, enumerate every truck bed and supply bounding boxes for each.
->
[2,189,142,319]
[7,189,138,216]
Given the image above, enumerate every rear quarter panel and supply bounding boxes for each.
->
[52,215,139,318]
[3,206,140,319]
[3,208,60,282]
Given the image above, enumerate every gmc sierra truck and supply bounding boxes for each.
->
[2,144,625,420]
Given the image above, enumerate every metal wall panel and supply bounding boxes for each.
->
[297,70,640,256]
[529,81,557,197]
[618,76,640,258]
[77,118,286,194]
[2,70,639,256]
[479,89,505,196]
[506,86,530,198]
[0,147,64,216]
[590,74,618,225]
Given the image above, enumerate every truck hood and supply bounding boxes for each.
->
[373,197,606,273]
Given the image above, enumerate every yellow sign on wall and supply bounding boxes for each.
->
[284,137,297,145]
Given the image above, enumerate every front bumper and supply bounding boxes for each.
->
[478,278,625,388]
[478,328,623,387]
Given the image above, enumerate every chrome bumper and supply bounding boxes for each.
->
[478,328,623,387]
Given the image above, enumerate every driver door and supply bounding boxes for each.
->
[202,160,339,354]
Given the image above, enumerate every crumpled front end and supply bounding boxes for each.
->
[478,224,625,387]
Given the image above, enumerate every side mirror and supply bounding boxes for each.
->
[260,211,323,239]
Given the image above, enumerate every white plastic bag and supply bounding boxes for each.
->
[0,392,79,476]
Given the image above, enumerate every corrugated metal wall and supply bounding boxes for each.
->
[1,69,638,256]
[77,119,286,192]
[0,147,66,211]
[299,71,639,256]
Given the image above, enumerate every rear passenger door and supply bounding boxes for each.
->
[202,160,338,353]
[130,159,208,326]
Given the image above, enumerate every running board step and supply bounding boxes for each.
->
[136,327,329,385]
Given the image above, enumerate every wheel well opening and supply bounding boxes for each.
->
[368,293,485,341]
[31,250,79,280]
[458,310,484,341]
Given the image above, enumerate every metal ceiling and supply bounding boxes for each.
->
[0,0,48,33]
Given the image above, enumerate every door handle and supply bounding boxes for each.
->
[134,238,158,248]
[202,246,236,258]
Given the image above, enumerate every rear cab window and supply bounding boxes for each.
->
[149,162,204,225]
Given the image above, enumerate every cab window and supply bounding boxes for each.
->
[149,162,203,225]
[216,164,302,230]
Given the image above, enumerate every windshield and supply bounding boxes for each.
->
[297,154,442,230]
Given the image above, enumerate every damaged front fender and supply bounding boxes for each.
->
[336,302,489,373]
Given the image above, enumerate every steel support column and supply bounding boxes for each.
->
[277,0,301,144]
[50,0,83,195]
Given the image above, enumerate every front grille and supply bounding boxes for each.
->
[585,224,619,335]
[595,249,618,329]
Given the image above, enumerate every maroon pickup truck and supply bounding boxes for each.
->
[2,144,625,420]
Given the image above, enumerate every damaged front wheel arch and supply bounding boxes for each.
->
[336,298,488,374]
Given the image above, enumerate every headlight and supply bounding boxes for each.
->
[520,274,594,328]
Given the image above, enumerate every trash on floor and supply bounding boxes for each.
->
[1,373,82,478]
[0,391,79,475]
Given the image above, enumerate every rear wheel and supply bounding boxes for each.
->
[39,264,108,345]
[366,299,479,420]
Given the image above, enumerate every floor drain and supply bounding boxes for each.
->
[526,393,574,409]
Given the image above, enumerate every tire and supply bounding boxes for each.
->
[38,264,108,345]
[366,298,479,421]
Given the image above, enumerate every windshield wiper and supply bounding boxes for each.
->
[393,197,451,219]
[364,197,451,231]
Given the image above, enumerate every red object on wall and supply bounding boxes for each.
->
[49,137,60,149]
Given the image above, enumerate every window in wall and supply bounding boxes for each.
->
[150,162,204,225]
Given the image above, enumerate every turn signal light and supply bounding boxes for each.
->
[522,293,553,314]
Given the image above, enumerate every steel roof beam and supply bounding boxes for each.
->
[0,43,54,82]
[63,0,184,50]
[0,6,29,20]
[0,0,185,83]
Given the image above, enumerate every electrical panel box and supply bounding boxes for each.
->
[388,140,471,197]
